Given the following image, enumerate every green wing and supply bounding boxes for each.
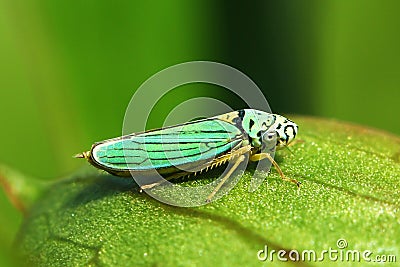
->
[90,118,245,175]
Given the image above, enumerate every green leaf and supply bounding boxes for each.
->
[0,165,45,215]
[12,117,400,266]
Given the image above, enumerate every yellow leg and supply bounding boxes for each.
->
[141,145,252,199]
[250,153,301,187]
[140,181,164,191]
[139,170,191,191]
[206,155,246,203]
[140,147,251,191]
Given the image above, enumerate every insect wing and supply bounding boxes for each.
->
[91,118,245,174]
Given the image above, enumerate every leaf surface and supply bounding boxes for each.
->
[13,117,400,266]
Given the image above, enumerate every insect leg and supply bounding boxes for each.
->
[250,153,301,187]
[142,144,252,197]
[206,154,246,203]
[139,171,190,191]
[140,181,164,191]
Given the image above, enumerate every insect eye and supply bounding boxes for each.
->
[263,131,277,142]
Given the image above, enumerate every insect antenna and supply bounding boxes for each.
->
[278,140,295,156]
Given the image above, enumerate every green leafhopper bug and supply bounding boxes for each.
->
[76,109,300,203]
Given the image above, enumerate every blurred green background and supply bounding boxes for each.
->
[0,0,399,266]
